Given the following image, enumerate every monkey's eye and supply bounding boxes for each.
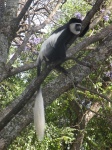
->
[75,24,81,31]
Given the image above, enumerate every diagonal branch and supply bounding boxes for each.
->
[82,0,106,29]
[15,0,34,25]
[77,84,112,103]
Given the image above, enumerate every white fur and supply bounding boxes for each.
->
[33,88,45,141]
[38,29,65,61]
[69,23,81,35]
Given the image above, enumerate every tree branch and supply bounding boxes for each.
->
[5,0,19,21]
[77,84,112,103]
[82,0,106,29]
[16,0,34,25]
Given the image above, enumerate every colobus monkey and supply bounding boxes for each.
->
[33,18,90,141]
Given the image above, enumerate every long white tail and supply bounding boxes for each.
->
[33,88,45,141]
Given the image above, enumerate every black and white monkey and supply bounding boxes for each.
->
[33,18,90,141]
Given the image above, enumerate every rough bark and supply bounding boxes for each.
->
[0,34,9,76]
[0,0,22,80]
[0,0,5,18]
[5,0,19,19]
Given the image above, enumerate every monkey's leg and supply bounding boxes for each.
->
[55,65,68,76]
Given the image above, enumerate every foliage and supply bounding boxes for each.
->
[8,123,75,150]
[83,108,112,150]
[0,76,26,108]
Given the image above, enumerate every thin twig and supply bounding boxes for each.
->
[77,84,112,103]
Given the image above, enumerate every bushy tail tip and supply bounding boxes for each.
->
[33,88,45,141]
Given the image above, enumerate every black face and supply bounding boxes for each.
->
[75,23,82,31]
[69,18,82,35]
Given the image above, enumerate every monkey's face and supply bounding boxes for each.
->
[75,23,82,31]
[69,22,82,35]
[69,18,82,35]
